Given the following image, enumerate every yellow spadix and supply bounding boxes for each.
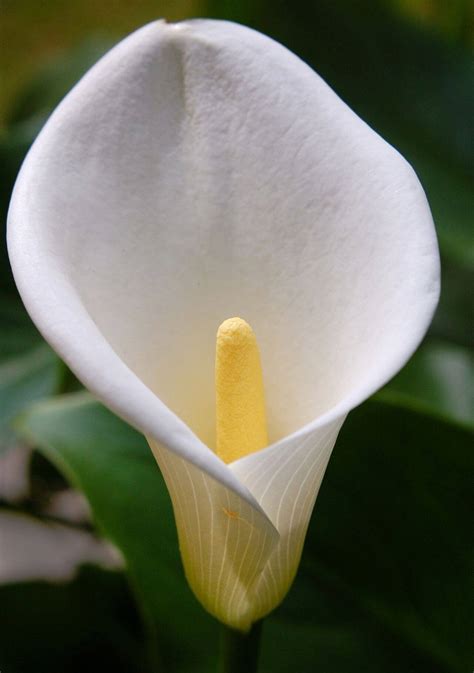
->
[215,317,268,463]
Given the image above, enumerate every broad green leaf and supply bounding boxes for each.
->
[0,296,72,455]
[18,393,472,672]
[0,266,63,457]
[382,338,473,426]
[0,343,62,454]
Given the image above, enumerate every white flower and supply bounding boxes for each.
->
[7,20,439,631]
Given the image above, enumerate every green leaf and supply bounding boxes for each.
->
[0,296,68,454]
[382,338,473,426]
[17,393,472,672]
[0,343,62,453]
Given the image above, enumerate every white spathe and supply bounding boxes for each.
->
[7,20,439,630]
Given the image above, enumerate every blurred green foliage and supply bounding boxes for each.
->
[0,0,200,126]
[0,566,147,673]
[0,1,472,672]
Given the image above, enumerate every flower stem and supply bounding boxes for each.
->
[217,620,263,673]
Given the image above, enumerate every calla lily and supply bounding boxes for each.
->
[7,20,439,631]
